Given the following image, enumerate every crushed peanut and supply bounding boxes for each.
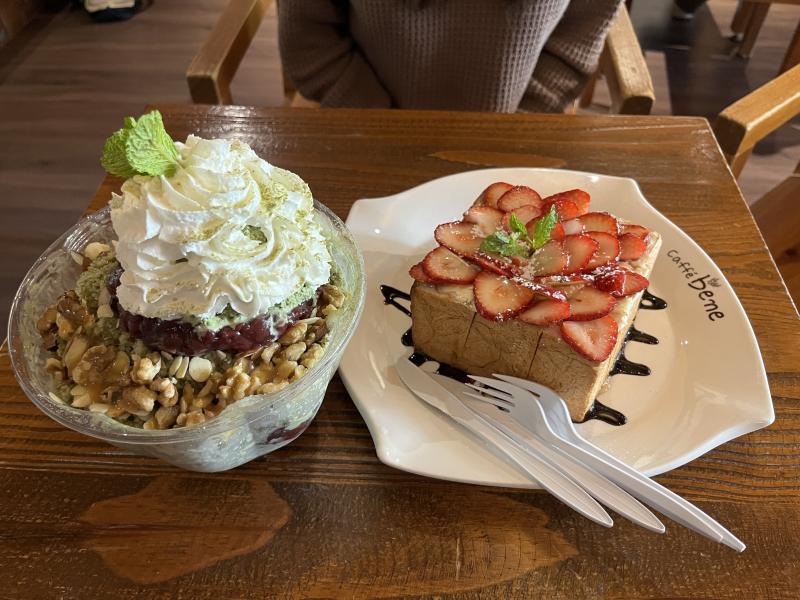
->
[37,248,346,430]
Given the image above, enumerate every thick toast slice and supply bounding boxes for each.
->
[411,233,661,421]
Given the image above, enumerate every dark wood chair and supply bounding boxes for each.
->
[732,0,800,73]
[186,0,654,114]
[714,63,800,303]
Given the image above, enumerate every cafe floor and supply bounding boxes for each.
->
[0,0,798,337]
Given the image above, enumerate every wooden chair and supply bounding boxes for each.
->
[731,0,800,74]
[187,0,654,115]
[713,63,800,303]
[578,4,655,115]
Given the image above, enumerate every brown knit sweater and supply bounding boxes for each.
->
[278,0,622,112]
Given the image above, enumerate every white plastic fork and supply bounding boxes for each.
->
[464,374,746,552]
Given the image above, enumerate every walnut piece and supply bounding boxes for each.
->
[119,386,157,416]
[131,353,162,384]
[151,377,177,407]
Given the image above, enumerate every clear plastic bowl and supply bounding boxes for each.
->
[7,202,366,472]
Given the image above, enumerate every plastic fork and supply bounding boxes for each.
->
[463,374,746,552]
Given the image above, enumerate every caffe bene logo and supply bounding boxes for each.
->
[667,249,724,321]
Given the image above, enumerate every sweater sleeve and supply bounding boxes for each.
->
[520,0,622,113]
[277,0,393,108]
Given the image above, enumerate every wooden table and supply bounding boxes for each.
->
[1,105,798,599]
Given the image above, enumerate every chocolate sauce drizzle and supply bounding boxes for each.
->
[579,401,628,426]
[383,284,668,427]
[640,290,668,310]
[380,285,411,317]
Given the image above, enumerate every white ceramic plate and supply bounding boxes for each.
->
[339,168,774,487]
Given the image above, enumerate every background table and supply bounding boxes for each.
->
[1,106,798,599]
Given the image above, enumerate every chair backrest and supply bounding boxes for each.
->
[186,0,272,105]
[714,63,800,178]
[186,1,654,114]
[597,4,654,115]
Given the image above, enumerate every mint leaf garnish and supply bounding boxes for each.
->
[532,204,558,249]
[100,110,179,178]
[480,229,529,257]
[125,111,179,176]
[100,117,137,178]
[508,213,529,239]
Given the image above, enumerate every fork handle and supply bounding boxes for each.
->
[550,438,745,551]
[453,408,613,528]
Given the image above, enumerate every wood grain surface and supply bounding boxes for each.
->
[1,106,799,599]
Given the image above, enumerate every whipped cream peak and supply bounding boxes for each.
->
[110,134,331,321]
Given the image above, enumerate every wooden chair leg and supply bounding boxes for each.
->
[780,20,800,73]
[731,1,756,37]
[579,70,599,108]
[730,148,753,178]
[737,3,770,59]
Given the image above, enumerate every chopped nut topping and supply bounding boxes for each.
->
[41,280,345,429]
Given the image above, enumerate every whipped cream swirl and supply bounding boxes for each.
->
[110,135,331,322]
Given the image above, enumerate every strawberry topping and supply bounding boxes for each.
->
[473,271,536,321]
[560,316,618,362]
[563,234,599,274]
[479,182,513,209]
[434,221,483,257]
[584,231,620,270]
[464,206,504,236]
[543,199,581,221]
[422,246,480,284]
[469,251,516,277]
[518,298,571,325]
[544,189,590,216]
[566,286,617,321]
[618,233,647,261]
[527,218,565,242]
[562,218,583,236]
[523,239,568,277]
[619,223,650,240]
[409,262,433,283]
[578,212,618,235]
[502,205,541,231]
[497,186,543,212]
[595,268,649,297]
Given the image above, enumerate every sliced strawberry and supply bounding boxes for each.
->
[422,246,480,284]
[562,218,583,236]
[595,269,649,297]
[563,234,599,274]
[518,298,571,326]
[497,186,543,212]
[409,262,433,283]
[618,233,647,261]
[473,271,536,321]
[578,212,618,235]
[511,278,568,302]
[526,218,565,242]
[502,205,542,231]
[470,251,515,277]
[479,182,513,209]
[434,221,483,257]
[619,223,650,240]
[584,232,620,270]
[560,316,618,362]
[542,199,580,221]
[522,240,568,277]
[464,206,504,236]
[566,286,617,321]
[544,189,591,216]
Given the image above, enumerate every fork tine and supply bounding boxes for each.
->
[465,384,514,404]
[464,392,512,411]
[493,373,549,398]
[469,375,531,399]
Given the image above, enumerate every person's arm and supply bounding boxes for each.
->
[277,0,392,107]
[520,0,623,112]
